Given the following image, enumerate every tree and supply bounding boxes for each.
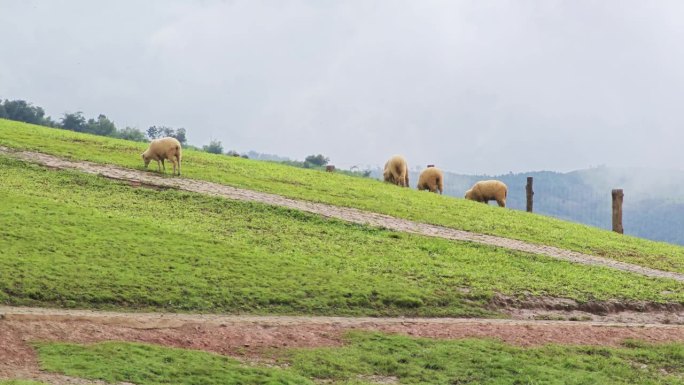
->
[202,139,224,154]
[60,112,87,132]
[42,116,57,127]
[173,128,187,145]
[147,126,187,145]
[2,99,47,125]
[305,154,329,167]
[147,126,162,140]
[85,114,116,136]
[117,127,147,142]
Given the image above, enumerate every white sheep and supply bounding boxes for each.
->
[383,155,409,187]
[464,180,508,207]
[142,137,182,175]
[417,167,444,194]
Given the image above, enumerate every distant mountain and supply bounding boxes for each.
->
[245,150,292,162]
[372,166,684,246]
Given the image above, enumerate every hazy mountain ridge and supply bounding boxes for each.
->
[371,166,684,245]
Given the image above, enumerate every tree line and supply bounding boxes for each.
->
[0,98,347,170]
[0,98,186,145]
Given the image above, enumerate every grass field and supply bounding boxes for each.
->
[2,155,684,316]
[2,119,684,274]
[27,333,684,384]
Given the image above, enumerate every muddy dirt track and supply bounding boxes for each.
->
[2,146,684,283]
[2,307,684,384]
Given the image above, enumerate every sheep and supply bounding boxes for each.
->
[142,137,182,176]
[464,180,507,207]
[417,166,444,194]
[383,155,409,187]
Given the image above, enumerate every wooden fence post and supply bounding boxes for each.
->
[526,177,534,213]
[612,189,624,234]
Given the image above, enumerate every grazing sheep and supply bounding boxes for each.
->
[142,137,182,176]
[417,167,444,194]
[383,155,409,187]
[464,180,508,207]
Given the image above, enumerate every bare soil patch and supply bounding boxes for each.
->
[492,294,684,324]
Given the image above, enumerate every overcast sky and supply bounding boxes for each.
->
[1,0,683,174]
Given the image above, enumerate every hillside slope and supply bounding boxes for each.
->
[3,155,684,316]
[1,119,684,274]
[384,168,684,245]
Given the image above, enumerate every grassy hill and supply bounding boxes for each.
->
[3,155,684,316]
[2,120,684,315]
[4,123,684,385]
[387,167,684,246]
[2,119,684,274]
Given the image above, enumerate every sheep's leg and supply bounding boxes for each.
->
[177,157,181,176]
[156,160,161,172]
[161,159,166,173]
[171,158,178,176]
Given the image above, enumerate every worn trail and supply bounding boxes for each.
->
[2,146,684,282]
[3,306,684,385]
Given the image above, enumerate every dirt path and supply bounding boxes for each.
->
[2,146,683,282]
[3,306,683,329]
[3,306,684,384]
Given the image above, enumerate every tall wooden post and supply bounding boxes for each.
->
[526,177,534,213]
[612,189,624,234]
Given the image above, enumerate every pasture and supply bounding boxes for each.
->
[1,119,684,274]
[2,155,684,315]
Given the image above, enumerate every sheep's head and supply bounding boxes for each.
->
[464,189,473,199]
[142,152,151,168]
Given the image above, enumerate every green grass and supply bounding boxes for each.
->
[34,334,684,384]
[1,119,684,274]
[36,342,312,385]
[2,155,684,316]
[286,332,684,385]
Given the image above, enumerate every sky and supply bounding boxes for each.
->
[1,0,683,174]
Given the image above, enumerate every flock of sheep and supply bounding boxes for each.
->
[383,155,508,207]
[140,139,507,207]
